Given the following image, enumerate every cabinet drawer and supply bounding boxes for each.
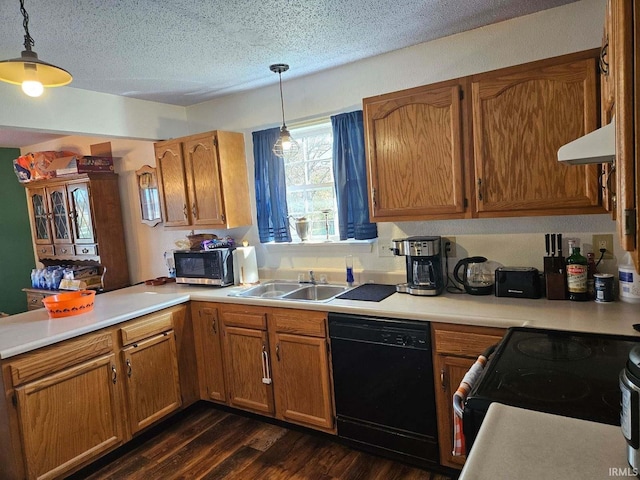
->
[221,305,267,330]
[36,244,55,258]
[120,308,177,346]
[269,309,327,337]
[75,244,98,256]
[10,332,114,386]
[55,244,74,256]
[25,292,48,310]
[433,325,504,357]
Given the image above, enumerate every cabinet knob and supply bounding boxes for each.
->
[60,248,68,254]
[111,365,117,384]
[440,368,446,389]
[40,248,47,253]
[126,359,132,377]
[183,204,188,219]
[82,248,89,254]
[192,203,197,218]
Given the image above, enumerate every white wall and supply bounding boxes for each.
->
[20,0,619,285]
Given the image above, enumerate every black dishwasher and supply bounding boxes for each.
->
[328,313,439,466]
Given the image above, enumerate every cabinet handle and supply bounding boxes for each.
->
[600,37,609,76]
[192,203,197,218]
[30,298,38,304]
[221,213,225,223]
[60,248,68,254]
[112,365,117,384]
[371,188,377,208]
[477,178,483,202]
[440,368,446,390]
[40,248,47,253]
[183,204,188,219]
[276,343,280,361]
[261,344,272,385]
[126,359,132,377]
[212,318,217,335]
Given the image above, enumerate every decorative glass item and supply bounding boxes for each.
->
[135,165,162,226]
[321,209,332,242]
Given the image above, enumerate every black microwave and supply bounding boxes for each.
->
[173,248,234,286]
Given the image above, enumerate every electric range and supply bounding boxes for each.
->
[463,327,640,453]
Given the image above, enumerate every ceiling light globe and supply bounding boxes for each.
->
[21,80,43,97]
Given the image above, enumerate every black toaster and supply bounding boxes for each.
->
[495,267,542,299]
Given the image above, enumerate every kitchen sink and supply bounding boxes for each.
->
[230,280,350,302]
[233,281,302,298]
[282,285,350,301]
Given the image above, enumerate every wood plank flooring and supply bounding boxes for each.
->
[67,403,452,480]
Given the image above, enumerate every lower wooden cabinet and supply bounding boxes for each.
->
[0,305,189,480]
[269,309,334,431]
[191,302,226,402]
[200,303,336,433]
[15,353,124,480]
[121,331,181,434]
[431,323,505,469]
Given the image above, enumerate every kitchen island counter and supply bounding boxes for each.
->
[459,403,630,480]
[1,281,638,359]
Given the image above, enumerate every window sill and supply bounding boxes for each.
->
[263,238,375,253]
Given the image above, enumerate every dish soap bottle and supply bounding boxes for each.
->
[566,240,588,301]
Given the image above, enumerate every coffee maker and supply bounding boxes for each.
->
[392,236,444,296]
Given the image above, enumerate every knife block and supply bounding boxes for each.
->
[544,256,566,300]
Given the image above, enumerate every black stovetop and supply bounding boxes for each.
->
[465,327,640,426]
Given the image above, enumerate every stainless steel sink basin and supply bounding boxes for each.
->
[229,281,350,302]
[233,281,302,298]
[282,284,350,302]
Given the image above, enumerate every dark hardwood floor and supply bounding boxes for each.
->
[68,403,452,480]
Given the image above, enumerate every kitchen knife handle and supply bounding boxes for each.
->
[545,234,550,256]
[551,234,556,256]
[557,234,563,256]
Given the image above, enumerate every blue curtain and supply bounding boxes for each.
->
[253,128,292,243]
[331,111,377,240]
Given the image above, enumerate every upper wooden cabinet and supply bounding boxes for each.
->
[471,51,602,217]
[611,0,639,270]
[363,79,467,222]
[24,174,130,291]
[363,50,603,221]
[154,130,252,229]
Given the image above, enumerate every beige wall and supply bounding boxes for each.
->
[19,0,619,285]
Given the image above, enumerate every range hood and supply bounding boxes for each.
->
[557,118,615,165]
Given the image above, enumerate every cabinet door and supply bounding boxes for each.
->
[15,353,123,480]
[364,80,466,221]
[471,54,602,216]
[433,355,475,469]
[613,0,639,267]
[47,185,73,244]
[191,302,227,402]
[67,182,96,244]
[183,134,226,227]
[222,326,274,415]
[122,331,182,434]
[270,332,334,431]
[27,187,52,245]
[155,139,191,227]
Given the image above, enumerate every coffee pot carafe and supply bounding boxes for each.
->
[454,256,495,295]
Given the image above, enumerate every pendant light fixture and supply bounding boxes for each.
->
[270,63,300,158]
[0,0,72,97]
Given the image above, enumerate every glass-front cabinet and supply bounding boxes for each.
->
[68,182,95,244]
[28,188,52,245]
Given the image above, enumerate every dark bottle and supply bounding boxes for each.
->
[566,243,588,301]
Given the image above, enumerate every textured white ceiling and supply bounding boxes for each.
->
[0,0,577,108]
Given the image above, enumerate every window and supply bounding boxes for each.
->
[283,121,339,240]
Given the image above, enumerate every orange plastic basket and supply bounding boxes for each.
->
[42,290,96,318]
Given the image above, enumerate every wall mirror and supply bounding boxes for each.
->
[135,165,162,227]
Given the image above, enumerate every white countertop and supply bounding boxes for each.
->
[459,403,631,480]
[1,281,639,359]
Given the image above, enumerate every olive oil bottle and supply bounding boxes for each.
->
[566,240,588,301]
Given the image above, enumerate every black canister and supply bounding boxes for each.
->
[595,273,615,302]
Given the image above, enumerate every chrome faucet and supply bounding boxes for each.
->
[308,270,316,284]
